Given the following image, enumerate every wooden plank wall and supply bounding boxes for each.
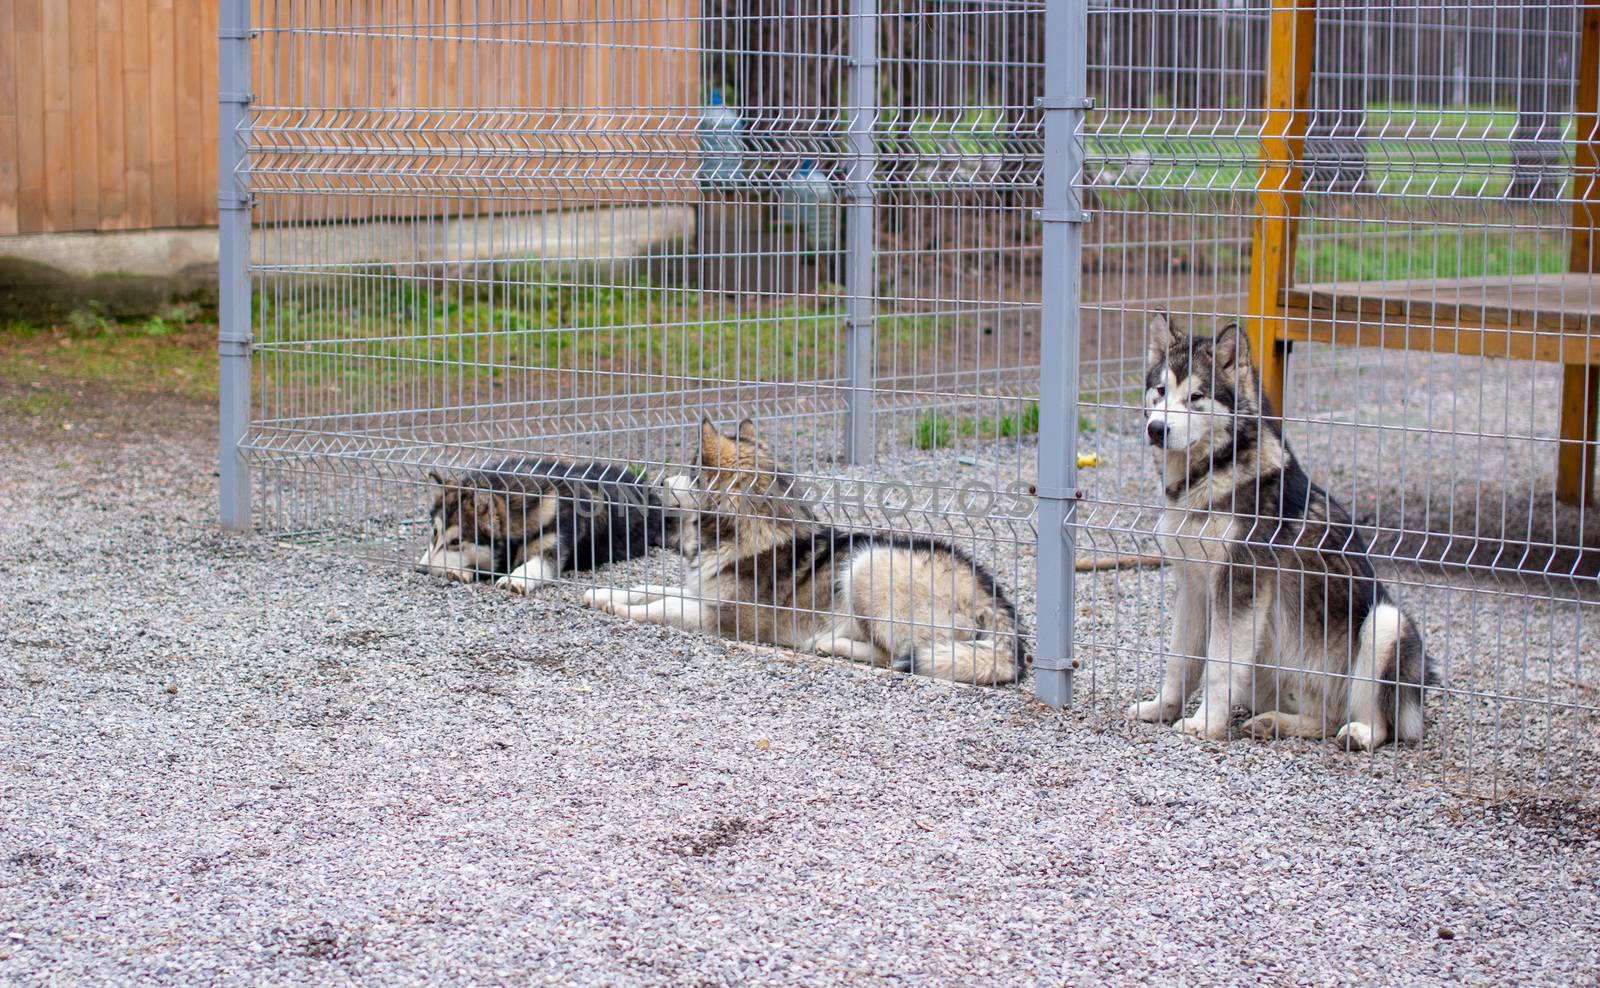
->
[0,1,698,236]
[0,0,216,235]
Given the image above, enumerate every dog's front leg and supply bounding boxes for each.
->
[1176,599,1261,740]
[1128,573,1207,723]
[498,556,559,594]
[616,591,706,632]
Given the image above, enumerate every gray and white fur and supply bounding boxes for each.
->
[583,419,1030,685]
[416,457,669,593]
[1128,315,1431,749]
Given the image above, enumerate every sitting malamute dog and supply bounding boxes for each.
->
[416,457,669,593]
[1128,315,1430,749]
[583,419,1030,685]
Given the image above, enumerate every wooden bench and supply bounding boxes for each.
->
[1247,0,1600,505]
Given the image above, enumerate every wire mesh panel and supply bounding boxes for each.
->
[223,0,1599,797]
[235,1,1045,690]
[1078,0,1599,797]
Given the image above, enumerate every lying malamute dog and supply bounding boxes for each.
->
[416,457,669,592]
[1129,315,1430,749]
[583,419,1029,685]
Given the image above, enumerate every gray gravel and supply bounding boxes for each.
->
[4,414,1600,986]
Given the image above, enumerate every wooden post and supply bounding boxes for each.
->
[1246,0,1317,417]
[1560,0,1600,506]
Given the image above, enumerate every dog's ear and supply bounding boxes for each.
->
[1146,312,1181,365]
[699,419,724,466]
[466,487,510,538]
[426,468,451,488]
[736,418,759,442]
[1212,322,1250,373]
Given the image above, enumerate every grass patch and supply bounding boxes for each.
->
[1087,102,1566,204]
[251,279,950,413]
[0,318,216,401]
[914,401,1061,449]
[912,410,955,450]
[0,391,65,417]
[2,281,956,419]
[1295,228,1569,283]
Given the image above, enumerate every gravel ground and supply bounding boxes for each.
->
[4,404,1600,985]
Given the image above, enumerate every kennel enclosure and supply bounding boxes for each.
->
[220,1,1598,798]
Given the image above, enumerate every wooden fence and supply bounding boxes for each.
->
[0,1,699,237]
[1,0,218,235]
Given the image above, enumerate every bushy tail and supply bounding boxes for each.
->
[1350,602,1429,746]
[913,631,1028,686]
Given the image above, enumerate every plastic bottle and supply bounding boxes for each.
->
[780,159,837,252]
[698,90,744,190]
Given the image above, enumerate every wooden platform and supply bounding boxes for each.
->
[1279,274,1600,365]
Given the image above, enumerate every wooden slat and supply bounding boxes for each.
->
[68,0,100,229]
[1561,0,1600,505]
[148,0,177,228]
[1283,274,1600,337]
[13,0,45,233]
[1245,0,1317,416]
[41,1,73,231]
[197,0,217,226]
[0,0,19,235]
[173,0,203,227]
[1278,312,1600,366]
[122,0,153,230]
[96,0,127,229]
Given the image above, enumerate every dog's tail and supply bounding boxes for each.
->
[1350,602,1429,746]
[912,635,1027,686]
[907,601,1030,686]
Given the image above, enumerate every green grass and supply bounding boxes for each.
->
[912,401,1054,450]
[1087,102,1564,203]
[0,391,64,417]
[905,108,1006,158]
[0,317,216,401]
[1,281,958,418]
[912,410,955,450]
[254,281,946,404]
[1295,229,1569,283]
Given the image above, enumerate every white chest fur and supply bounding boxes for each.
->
[1154,506,1237,570]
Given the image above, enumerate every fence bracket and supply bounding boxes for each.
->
[1034,207,1092,225]
[1035,96,1095,110]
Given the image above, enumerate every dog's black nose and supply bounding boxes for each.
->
[1146,420,1167,446]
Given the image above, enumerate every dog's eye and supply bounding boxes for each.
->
[1189,391,1204,404]
[1154,385,1166,398]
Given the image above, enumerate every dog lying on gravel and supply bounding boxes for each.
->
[416,457,671,592]
[583,419,1030,685]
[1126,315,1430,748]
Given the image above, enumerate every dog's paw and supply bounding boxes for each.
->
[1335,721,1381,751]
[1174,713,1227,740]
[580,587,614,611]
[1242,712,1284,740]
[1126,699,1177,724]
[496,574,538,595]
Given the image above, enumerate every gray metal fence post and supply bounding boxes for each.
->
[842,0,879,464]
[218,0,253,531]
[1034,0,1090,708]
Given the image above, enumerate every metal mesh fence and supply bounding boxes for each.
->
[221,0,1598,798]
[1079,0,1599,796]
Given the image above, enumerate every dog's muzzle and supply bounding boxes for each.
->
[1146,420,1168,447]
